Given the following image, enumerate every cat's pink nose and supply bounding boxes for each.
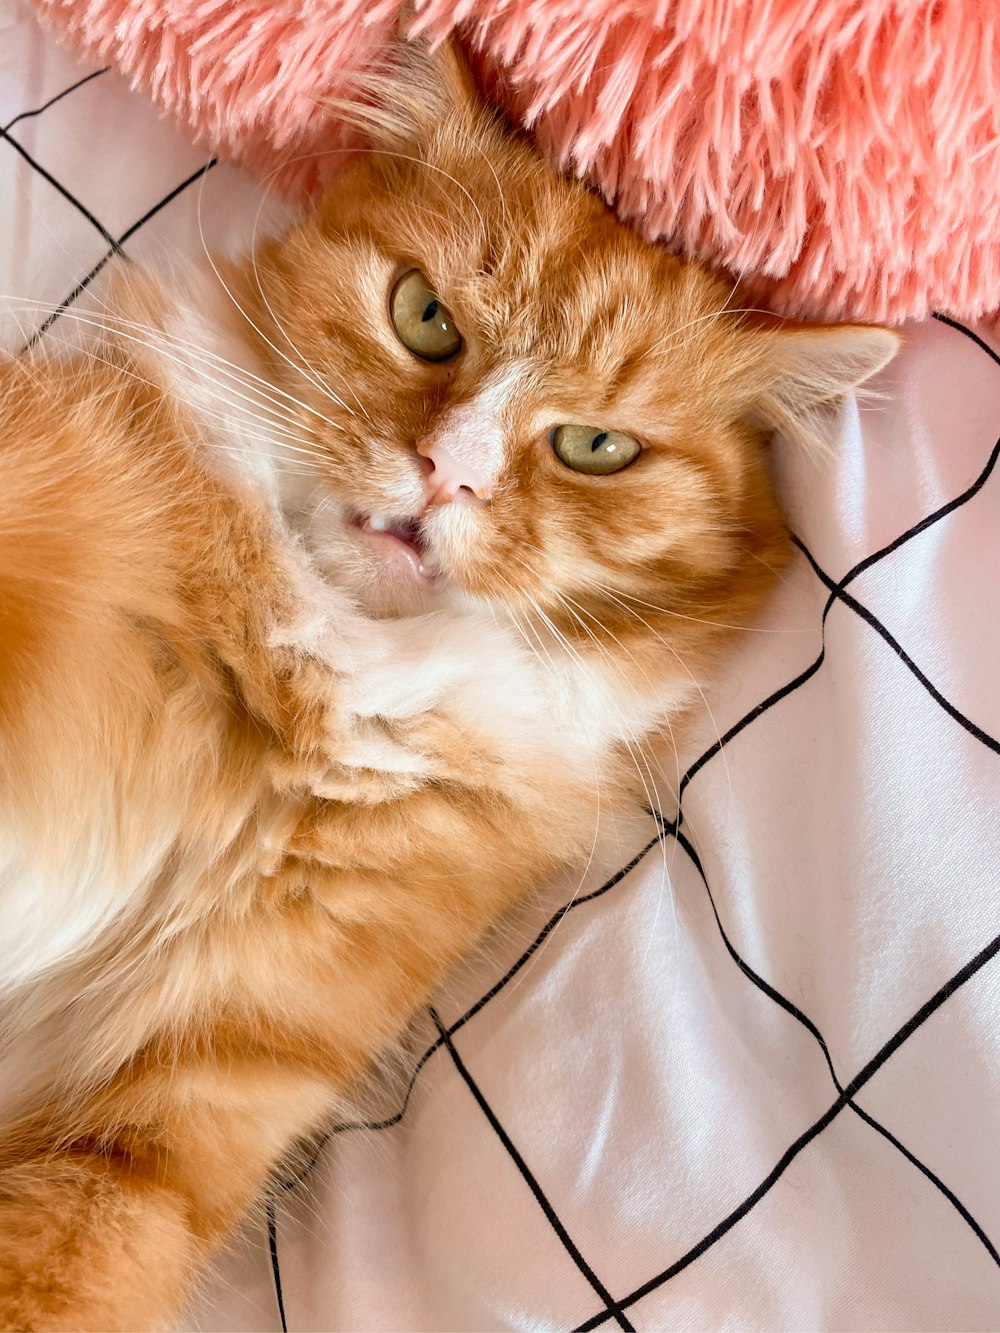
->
[416,391,508,506]
[417,437,494,506]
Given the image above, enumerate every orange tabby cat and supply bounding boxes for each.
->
[0,43,896,1331]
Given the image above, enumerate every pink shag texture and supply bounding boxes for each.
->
[29,0,1000,327]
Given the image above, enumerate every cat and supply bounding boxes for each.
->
[0,41,897,1332]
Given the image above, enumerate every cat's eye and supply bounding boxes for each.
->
[390,269,463,363]
[551,425,641,476]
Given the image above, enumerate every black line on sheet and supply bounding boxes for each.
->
[669,823,835,1070]
[627,395,1000,1310]
[675,649,827,809]
[575,1098,847,1333]
[846,1100,1000,1267]
[115,159,218,245]
[0,126,122,253]
[21,159,218,350]
[21,250,116,349]
[430,1008,635,1333]
[266,1197,288,1333]
[824,431,1000,595]
[1,68,110,132]
[794,536,1000,756]
[932,312,1000,369]
[277,830,666,1191]
[434,832,666,1046]
[677,430,1000,805]
[666,821,1000,1269]
[850,932,1000,1093]
[573,930,1000,1330]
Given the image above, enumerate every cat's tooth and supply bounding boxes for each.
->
[368,513,389,532]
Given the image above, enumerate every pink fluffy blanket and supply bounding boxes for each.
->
[30,0,1000,328]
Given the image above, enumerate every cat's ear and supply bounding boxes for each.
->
[752,323,900,452]
[332,37,482,151]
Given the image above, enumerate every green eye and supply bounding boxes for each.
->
[551,425,641,475]
[390,269,463,363]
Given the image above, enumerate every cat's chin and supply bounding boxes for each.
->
[307,520,454,619]
[351,568,461,619]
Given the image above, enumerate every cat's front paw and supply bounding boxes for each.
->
[266,607,551,800]
[263,640,438,800]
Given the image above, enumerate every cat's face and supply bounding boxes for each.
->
[246,46,896,661]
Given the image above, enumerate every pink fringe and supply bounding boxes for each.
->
[29,0,1000,327]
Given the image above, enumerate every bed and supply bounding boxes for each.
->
[2,4,998,1328]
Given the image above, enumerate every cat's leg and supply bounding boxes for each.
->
[0,722,605,1333]
[0,1155,198,1333]
[0,1063,332,1333]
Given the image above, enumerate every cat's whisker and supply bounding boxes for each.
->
[551,597,686,806]
[244,188,372,425]
[565,578,734,813]
[585,578,808,635]
[271,133,492,248]
[36,326,326,472]
[3,296,337,455]
[510,592,608,991]
[539,586,680,977]
[190,179,358,423]
[73,344,326,468]
[543,586,672,819]
[484,574,608,988]
[250,245,365,425]
[643,305,776,359]
[498,542,721,812]
[469,137,513,239]
[491,581,563,682]
[520,588,674,962]
[504,535,727,636]
[368,148,490,247]
[91,304,351,437]
[549,586,682,784]
[500,545,683,869]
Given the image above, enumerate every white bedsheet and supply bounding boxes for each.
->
[2,5,998,1329]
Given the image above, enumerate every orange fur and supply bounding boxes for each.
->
[0,44,897,1331]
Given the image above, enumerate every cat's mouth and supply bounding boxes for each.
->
[351,511,435,580]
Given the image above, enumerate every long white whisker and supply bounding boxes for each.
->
[537,584,679,980]
[566,576,733,816]
[35,323,325,472]
[587,578,807,636]
[243,187,371,425]
[191,172,358,420]
[644,305,776,359]
[485,573,608,997]
[522,586,671,938]
[100,305,347,433]
[500,537,736,809]
[542,584,670,817]
[518,592,607,963]
[3,296,342,450]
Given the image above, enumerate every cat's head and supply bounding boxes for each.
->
[245,42,897,667]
